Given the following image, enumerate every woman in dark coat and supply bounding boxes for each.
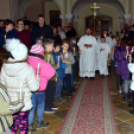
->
[15,19,31,48]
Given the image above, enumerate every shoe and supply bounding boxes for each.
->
[44,107,55,113]
[90,77,95,80]
[128,92,133,100]
[130,109,134,114]
[96,70,99,74]
[58,96,66,102]
[123,94,128,101]
[37,120,49,128]
[54,98,62,104]
[85,77,89,79]
[50,104,58,110]
[28,123,36,132]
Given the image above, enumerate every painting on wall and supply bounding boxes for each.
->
[50,11,61,27]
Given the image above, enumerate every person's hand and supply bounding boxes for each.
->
[131,46,134,53]
[88,45,92,48]
[37,77,40,82]
[84,44,89,48]
[57,64,60,68]
[55,78,57,82]
[100,48,104,51]
[78,50,81,54]
[126,46,129,50]
[126,54,128,59]
[3,45,6,49]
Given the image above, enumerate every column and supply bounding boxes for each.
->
[65,14,73,26]
[131,15,134,25]
[119,19,125,31]
[59,14,67,27]
[123,14,131,25]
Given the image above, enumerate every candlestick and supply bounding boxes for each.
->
[5,34,6,39]
[37,63,40,77]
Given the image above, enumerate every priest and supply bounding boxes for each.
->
[77,28,97,79]
[96,35,111,77]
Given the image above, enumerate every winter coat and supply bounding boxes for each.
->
[15,29,31,46]
[52,51,67,79]
[28,56,56,92]
[0,27,18,48]
[31,24,53,44]
[120,47,131,80]
[0,83,24,134]
[44,51,59,81]
[0,58,39,112]
[61,51,75,74]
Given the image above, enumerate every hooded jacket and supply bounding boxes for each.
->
[0,58,39,112]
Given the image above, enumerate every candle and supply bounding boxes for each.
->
[5,34,6,39]
[37,63,40,77]
[19,81,22,100]
[73,47,76,55]
[47,55,51,64]
[126,48,129,55]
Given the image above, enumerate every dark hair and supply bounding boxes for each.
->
[44,39,54,47]
[0,19,4,23]
[126,39,132,46]
[17,19,24,24]
[4,19,13,26]
[62,39,69,45]
[54,44,61,49]
[101,35,105,39]
[38,14,44,19]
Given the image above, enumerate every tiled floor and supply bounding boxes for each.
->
[1,52,134,134]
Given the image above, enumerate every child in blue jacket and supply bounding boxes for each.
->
[52,44,67,103]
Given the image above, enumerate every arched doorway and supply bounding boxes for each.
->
[85,15,113,33]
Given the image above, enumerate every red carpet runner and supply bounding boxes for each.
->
[59,76,117,134]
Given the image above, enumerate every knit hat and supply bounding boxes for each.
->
[6,39,28,60]
[30,44,45,55]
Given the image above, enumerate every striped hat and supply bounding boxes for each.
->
[30,44,45,55]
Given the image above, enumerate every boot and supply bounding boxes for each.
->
[37,120,49,128]
[130,109,134,115]
[123,94,128,101]
[128,101,133,107]
[28,123,36,132]
[128,92,133,100]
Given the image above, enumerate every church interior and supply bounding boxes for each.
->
[0,0,134,134]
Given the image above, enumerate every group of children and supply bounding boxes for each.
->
[0,37,78,134]
[114,39,134,114]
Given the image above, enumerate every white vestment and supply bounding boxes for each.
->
[77,35,97,77]
[96,43,111,75]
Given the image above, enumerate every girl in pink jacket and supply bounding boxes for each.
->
[27,44,56,132]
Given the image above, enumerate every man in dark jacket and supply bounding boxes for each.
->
[31,14,53,44]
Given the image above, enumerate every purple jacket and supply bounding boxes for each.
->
[114,46,121,75]
[120,47,131,80]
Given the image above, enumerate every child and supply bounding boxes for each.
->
[62,39,75,96]
[44,39,59,113]
[114,39,124,93]
[120,40,132,100]
[0,83,24,134]
[52,44,67,103]
[28,44,56,132]
[0,39,40,134]
[69,37,79,84]
[35,38,43,46]
[96,35,111,77]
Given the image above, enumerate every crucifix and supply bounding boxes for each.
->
[90,3,100,36]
